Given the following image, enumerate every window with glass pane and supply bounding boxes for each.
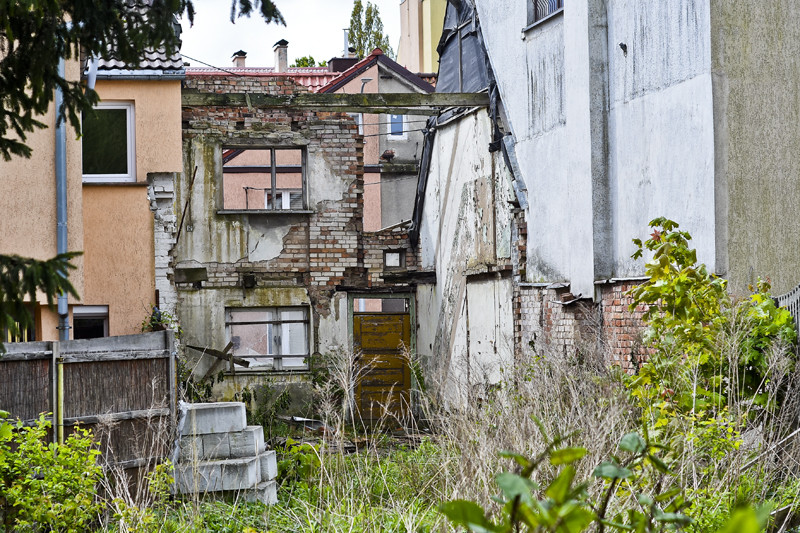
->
[389,114,404,137]
[82,103,134,182]
[222,147,305,211]
[227,307,309,370]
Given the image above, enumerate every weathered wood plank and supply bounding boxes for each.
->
[63,408,170,426]
[60,350,169,363]
[181,91,490,111]
[187,343,250,368]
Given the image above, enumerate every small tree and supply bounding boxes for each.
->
[291,56,327,68]
[347,0,394,59]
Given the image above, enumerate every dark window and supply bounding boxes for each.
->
[222,148,306,211]
[73,306,109,339]
[529,0,563,25]
[82,104,134,181]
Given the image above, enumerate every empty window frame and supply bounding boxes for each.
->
[384,250,406,269]
[388,114,406,138]
[73,305,109,339]
[82,103,136,182]
[226,307,309,371]
[222,147,306,211]
[528,0,563,25]
[347,112,364,135]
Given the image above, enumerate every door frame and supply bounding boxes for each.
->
[348,292,418,418]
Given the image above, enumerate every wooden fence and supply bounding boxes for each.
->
[0,330,176,469]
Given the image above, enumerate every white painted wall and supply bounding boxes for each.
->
[474,0,716,295]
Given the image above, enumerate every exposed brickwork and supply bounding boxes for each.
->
[363,225,420,288]
[174,75,415,330]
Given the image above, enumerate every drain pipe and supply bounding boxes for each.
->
[55,58,69,341]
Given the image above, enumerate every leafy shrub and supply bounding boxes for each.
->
[0,414,102,531]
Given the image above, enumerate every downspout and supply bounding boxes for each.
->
[55,58,69,341]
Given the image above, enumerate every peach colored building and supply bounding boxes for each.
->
[0,51,183,341]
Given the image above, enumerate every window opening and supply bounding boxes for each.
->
[354,298,409,313]
[528,0,563,25]
[82,103,135,182]
[389,114,405,137]
[73,305,109,339]
[222,147,306,211]
[226,307,309,370]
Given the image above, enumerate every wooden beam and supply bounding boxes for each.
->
[186,343,250,368]
[181,91,489,113]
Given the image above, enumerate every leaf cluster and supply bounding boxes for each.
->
[0,252,81,351]
[0,415,102,531]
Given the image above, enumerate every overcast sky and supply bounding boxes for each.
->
[180,0,402,70]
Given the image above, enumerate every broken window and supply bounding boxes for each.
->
[82,102,136,182]
[221,147,306,211]
[528,0,563,26]
[226,307,309,371]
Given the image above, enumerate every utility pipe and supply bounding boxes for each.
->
[55,58,69,341]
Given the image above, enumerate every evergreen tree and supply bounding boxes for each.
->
[0,0,283,161]
[347,0,394,59]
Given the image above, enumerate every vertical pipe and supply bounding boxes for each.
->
[55,58,69,341]
[57,356,65,445]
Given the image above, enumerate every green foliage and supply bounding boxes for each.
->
[277,438,320,488]
[140,305,182,338]
[0,415,102,531]
[243,385,291,442]
[627,218,796,417]
[0,0,283,160]
[109,461,174,531]
[291,55,327,67]
[440,431,691,533]
[0,252,81,351]
[347,0,394,58]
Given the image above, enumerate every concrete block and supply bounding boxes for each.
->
[201,433,231,460]
[259,450,277,482]
[178,435,203,463]
[229,426,264,458]
[241,480,278,505]
[179,402,247,436]
[175,456,260,493]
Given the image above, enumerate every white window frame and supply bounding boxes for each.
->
[82,102,136,183]
[72,305,109,339]
[347,112,364,135]
[226,306,310,371]
[387,114,407,140]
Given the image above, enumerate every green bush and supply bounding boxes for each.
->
[0,414,102,531]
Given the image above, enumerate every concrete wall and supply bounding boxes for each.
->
[417,111,514,402]
[710,1,800,295]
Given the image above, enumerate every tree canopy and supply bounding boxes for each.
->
[291,56,327,68]
[347,0,393,59]
[0,0,283,161]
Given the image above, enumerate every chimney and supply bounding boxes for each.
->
[232,50,247,68]
[273,39,288,73]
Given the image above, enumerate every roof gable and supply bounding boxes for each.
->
[318,49,434,94]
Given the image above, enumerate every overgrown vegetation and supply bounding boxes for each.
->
[3,219,800,531]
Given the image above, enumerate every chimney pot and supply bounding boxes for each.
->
[232,50,247,68]
[273,39,288,73]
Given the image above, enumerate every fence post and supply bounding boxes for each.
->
[166,329,177,431]
[51,341,59,446]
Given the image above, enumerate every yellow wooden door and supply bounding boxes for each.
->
[353,313,411,421]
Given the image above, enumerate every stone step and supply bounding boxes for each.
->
[240,480,278,505]
[179,402,247,436]
[175,455,260,493]
[175,450,278,494]
[178,425,265,462]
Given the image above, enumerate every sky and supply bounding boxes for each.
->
[180,0,402,70]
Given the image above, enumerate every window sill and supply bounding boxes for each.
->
[83,181,147,187]
[522,8,563,33]
[217,209,313,215]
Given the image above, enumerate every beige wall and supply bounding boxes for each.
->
[82,185,155,336]
[398,0,445,73]
[94,79,183,182]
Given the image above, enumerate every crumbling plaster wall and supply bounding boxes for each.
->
[475,0,716,296]
[175,75,365,388]
[417,110,514,404]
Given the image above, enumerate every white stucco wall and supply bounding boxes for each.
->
[475,0,716,295]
